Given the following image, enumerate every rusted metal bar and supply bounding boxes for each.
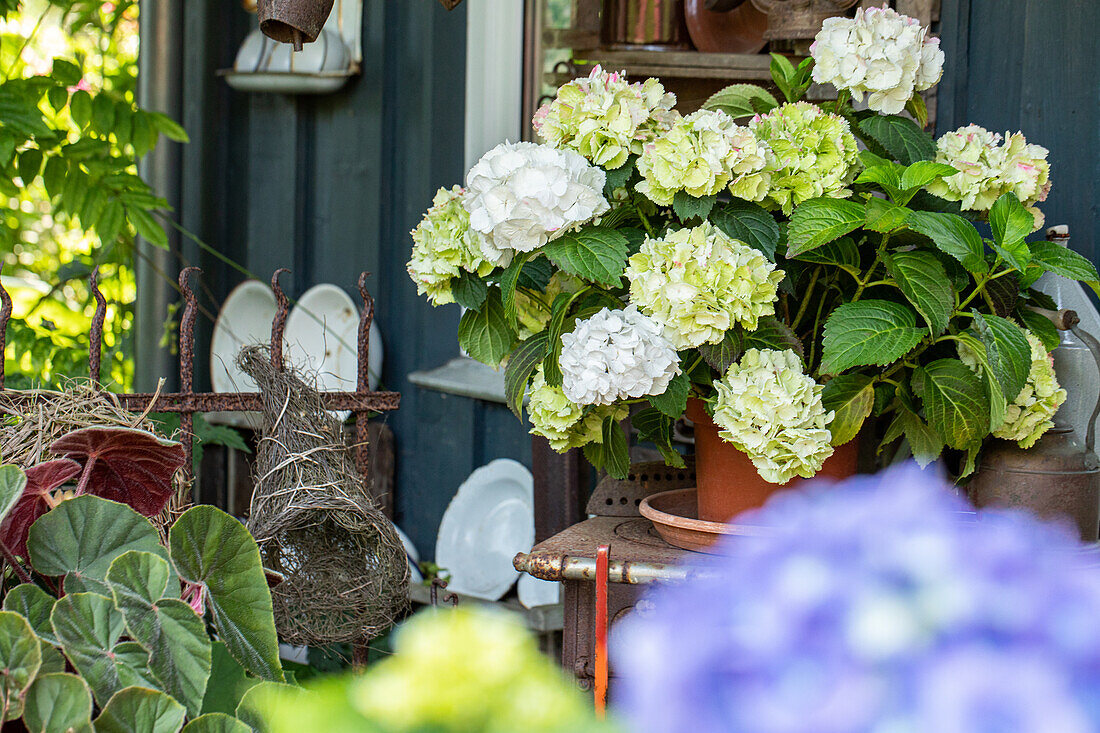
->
[0,388,401,414]
[514,551,709,585]
[593,545,610,718]
[89,267,107,385]
[0,263,10,390]
[270,268,290,371]
[178,268,199,484]
[355,273,389,514]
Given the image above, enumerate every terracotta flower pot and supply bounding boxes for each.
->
[686,399,860,522]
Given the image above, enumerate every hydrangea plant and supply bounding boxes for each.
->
[407,10,1100,484]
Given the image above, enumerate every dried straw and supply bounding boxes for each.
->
[239,345,408,646]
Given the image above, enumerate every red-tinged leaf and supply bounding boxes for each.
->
[50,427,185,517]
[0,459,81,558]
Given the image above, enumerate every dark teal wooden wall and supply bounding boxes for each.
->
[938,0,1099,264]
[174,0,531,558]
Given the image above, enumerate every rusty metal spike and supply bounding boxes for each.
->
[0,263,10,390]
[88,267,108,385]
[357,272,374,393]
[270,269,290,371]
[178,267,200,486]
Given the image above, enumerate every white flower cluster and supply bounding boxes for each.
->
[533,65,677,170]
[527,368,628,452]
[463,141,609,266]
[810,4,944,115]
[711,348,835,484]
[635,109,769,206]
[558,305,680,406]
[406,186,494,306]
[928,124,1051,229]
[625,222,784,349]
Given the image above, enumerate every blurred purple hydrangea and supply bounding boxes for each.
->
[613,463,1100,733]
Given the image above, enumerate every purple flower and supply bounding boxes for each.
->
[613,463,1100,733]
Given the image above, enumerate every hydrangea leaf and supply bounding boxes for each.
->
[542,290,586,388]
[702,83,777,120]
[603,157,635,193]
[0,611,42,721]
[906,211,988,274]
[886,406,945,467]
[710,199,781,260]
[169,506,283,682]
[1029,240,1100,284]
[543,227,629,288]
[632,407,686,469]
[989,192,1035,251]
[912,358,991,450]
[23,673,93,733]
[3,584,57,645]
[1017,309,1060,352]
[457,289,516,368]
[899,161,957,191]
[450,271,488,311]
[504,331,548,419]
[649,370,691,418]
[821,374,875,446]
[787,198,865,257]
[821,300,924,374]
[94,686,186,733]
[672,192,716,223]
[858,115,936,165]
[697,330,744,373]
[792,236,860,270]
[971,312,1031,402]
[582,417,630,480]
[864,198,910,233]
[884,251,953,335]
[854,163,904,201]
[955,332,1008,431]
[985,270,1020,317]
[516,256,554,291]
[743,317,804,359]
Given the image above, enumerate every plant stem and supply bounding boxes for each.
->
[808,289,830,375]
[852,233,891,302]
[790,266,821,330]
[0,542,32,585]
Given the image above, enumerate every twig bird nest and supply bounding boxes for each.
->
[239,345,408,647]
[0,380,191,533]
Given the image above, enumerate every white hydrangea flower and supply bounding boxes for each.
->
[636,109,769,206]
[533,66,677,170]
[810,4,944,115]
[928,124,1051,229]
[407,186,494,306]
[959,331,1066,448]
[625,222,784,349]
[463,141,610,266]
[527,368,628,452]
[558,305,680,406]
[711,348,835,484]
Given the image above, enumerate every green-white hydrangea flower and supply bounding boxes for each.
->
[527,367,627,452]
[407,186,494,306]
[711,348,835,484]
[747,101,861,214]
[927,124,1051,230]
[533,65,677,170]
[960,331,1066,448]
[636,109,769,206]
[625,222,784,348]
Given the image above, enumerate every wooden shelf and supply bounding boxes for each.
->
[569,49,774,81]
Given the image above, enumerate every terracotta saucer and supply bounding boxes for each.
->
[639,488,773,555]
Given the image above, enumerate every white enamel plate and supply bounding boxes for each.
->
[284,283,383,392]
[210,280,278,393]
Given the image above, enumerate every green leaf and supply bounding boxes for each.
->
[990,192,1035,251]
[504,331,548,419]
[985,269,1020,317]
[899,161,958,191]
[543,227,629,287]
[182,713,251,733]
[913,359,991,449]
[864,198,910,233]
[236,682,300,732]
[0,611,42,721]
[94,686,186,733]
[96,199,126,246]
[542,290,586,387]
[632,407,686,469]
[201,643,259,717]
[697,330,743,373]
[131,111,159,157]
[821,374,874,446]
[42,157,66,198]
[906,211,988,273]
[1029,240,1100,283]
[787,198,865,257]
[91,94,116,135]
[3,584,56,645]
[450,271,488,311]
[702,83,778,120]
[858,115,936,165]
[113,642,158,690]
[955,333,1007,431]
[69,91,92,128]
[149,112,190,143]
[37,644,65,676]
[649,370,690,418]
[854,163,905,202]
[17,148,42,185]
[792,236,859,270]
[27,496,167,594]
[971,312,1031,401]
[905,93,929,129]
[169,506,283,682]
[743,316,804,358]
[51,59,82,86]
[1018,309,1060,352]
[499,253,530,323]
[128,206,168,249]
[603,158,634,191]
[821,300,924,374]
[884,251,953,334]
[23,673,93,733]
[108,551,212,716]
[769,53,797,101]
[896,406,945,467]
[457,289,516,368]
[582,417,630,480]
[0,465,26,526]
[49,593,126,706]
[516,256,554,290]
[672,192,716,222]
[710,199,781,260]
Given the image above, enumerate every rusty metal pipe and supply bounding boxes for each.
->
[513,552,713,585]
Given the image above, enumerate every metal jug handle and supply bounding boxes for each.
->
[1070,321,1100,454]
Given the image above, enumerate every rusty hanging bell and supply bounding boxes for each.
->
[968,309,1100,542]
[257,0,335,51]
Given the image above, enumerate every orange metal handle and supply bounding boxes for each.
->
[594,544,610,718]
